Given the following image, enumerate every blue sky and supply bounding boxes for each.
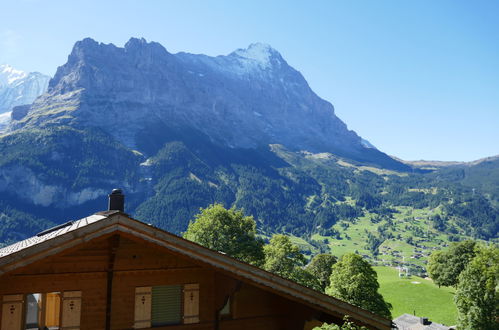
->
[1,0,498,161]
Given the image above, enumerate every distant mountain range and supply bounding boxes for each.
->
[0,39,497,267]
[395,155,499,169]
[0,64,50,130]
[7,38,407,171]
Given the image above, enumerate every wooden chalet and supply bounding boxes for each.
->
[0,192,392,330]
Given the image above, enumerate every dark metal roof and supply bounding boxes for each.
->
[0,214,106,257]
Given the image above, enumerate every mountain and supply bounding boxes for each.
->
[397,155,499,206]
[0,64,50,130]
[429,155,499,206]
[0,64,50,113]
[7,38,407,171]
[0,38,497,270]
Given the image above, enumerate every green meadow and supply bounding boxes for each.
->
[374,266,457,326]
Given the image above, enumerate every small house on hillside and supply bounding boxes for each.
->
[0,191,392,330]
[393,314,454,330]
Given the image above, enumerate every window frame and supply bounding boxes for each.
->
[134,283,200,329]
[24,292,63,330]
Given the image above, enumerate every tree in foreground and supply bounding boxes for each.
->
[427,250,449,288]
[427,240,477,287]
[263,234,306,277]
[306,253,338,292]
[454,245,498,330]
[183,203,264,265]
[313,316,367,330]
[263,234,320,290]
[326,253,392,319]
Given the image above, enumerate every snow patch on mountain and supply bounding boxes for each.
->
[233,43,274,68]
[223,42,285,75]
[0,64,50,114]
[0,111,11,132]
[361,138,377,150]
[0,64,27,85]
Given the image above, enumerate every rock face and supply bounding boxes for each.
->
[8,38,406,170]
[0,64,50,113]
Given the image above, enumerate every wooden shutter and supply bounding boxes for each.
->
[45,292,61,327]
[151,285,182,326]
[183,283,199,324]
[134,287,151,329]
[61,291,81,330]
[1,294,23,330]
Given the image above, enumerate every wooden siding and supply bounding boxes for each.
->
[0,233,346,330]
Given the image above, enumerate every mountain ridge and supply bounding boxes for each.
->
[7,37,409,172]
[393,154,499,168]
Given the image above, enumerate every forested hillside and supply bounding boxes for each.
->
[0,38,497,275]
[0,123,497,275]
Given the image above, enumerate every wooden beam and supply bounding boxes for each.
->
[105,234,120,330]
[11,266,202,277]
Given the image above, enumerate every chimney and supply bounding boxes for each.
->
[108,189,125,212]
[420,317,430,325]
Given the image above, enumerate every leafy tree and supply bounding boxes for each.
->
[313,316,367,330]
[306,254,338,292]
[183,203,264,265]
[455,245,499,330]
[291,267,322,291]
[263,234,306,277]
[427,251,451,288]
[263,234,320,289]
[326,253,392,319]
[427,240,477,287]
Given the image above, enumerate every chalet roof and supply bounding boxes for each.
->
[0,211,392,329]
[0,214,106,257]
[393,314,453,330]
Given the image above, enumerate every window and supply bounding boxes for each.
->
[151,285,182,326]
[25,293,42,329]
[24,292,62,330]
[0,292,80,330]
[134,284,199,329]
[219,297,231,318]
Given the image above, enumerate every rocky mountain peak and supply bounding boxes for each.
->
[124,37,167,53]
[8,38,409,170]
[230,42,284,70]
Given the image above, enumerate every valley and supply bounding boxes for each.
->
[0,38,497,279]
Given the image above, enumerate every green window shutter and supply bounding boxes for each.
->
[151,285,182,326]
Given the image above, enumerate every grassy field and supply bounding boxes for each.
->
[374,266,457,326]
